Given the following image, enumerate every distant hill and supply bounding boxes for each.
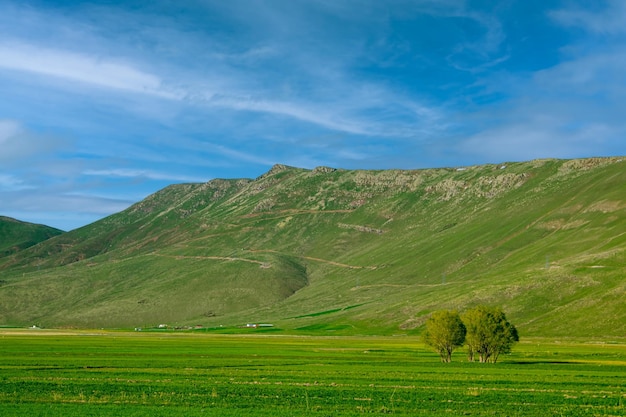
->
[0,216,64,257]
[0,158,625,337]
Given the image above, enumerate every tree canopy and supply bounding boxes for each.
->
[423,310,466,362]
[462,305,519,363]
[423,306,519,363]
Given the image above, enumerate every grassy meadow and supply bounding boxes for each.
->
[1,330,624,416]
[2,158,626,336]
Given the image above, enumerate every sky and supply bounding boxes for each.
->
[1,0,625,231]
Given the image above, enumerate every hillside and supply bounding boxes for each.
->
[0,158,625,337]
[0,216,64,257]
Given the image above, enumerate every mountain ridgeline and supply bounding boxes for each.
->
[1,158,625,337]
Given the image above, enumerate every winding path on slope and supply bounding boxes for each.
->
[248,249,378,270]
[152,249,378,271]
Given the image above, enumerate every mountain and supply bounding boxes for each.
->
[0,158,625,337]
[0,216,64,257]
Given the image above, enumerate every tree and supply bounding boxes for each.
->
[423,310,466,362]
[462,305,519,364]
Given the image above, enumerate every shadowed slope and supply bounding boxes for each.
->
[0,216,64,257]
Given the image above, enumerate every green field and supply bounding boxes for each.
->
[2,158,626,337]
[1,331,624,416]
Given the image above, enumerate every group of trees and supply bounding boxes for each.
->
[423,305,518,363]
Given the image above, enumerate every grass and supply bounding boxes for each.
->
[0,330,624,416]
[0,216,63,256]
[1,157,626,337]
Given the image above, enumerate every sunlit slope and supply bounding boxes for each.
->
[0,158,624,336]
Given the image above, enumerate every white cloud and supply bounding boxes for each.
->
[0,2,451,140]
[199,83,445,139]
[0,173,33,191]
[213,96,373,136]
[83,168,207,183]
[533,50,626,96]
[450,1,626,165]
[0,119,21,143]
[0,191,136,230]
[445,10,508,72]
[0,40,438,139]
[0,41,181,99]
[550,0,626,35]
[209,144,276,167]
[459,121,614,163]
[0,120,69,165]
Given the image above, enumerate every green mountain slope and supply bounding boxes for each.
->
[0,216,64,257]
[0,158,625,337]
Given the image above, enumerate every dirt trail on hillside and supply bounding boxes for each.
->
[151,247,378,271]
[153,253,269,266]
[241,209,354,219]
[248,249,378,270]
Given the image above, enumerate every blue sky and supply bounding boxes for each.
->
[1,0,625,231]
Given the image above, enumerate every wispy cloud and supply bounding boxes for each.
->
[0,39,439,140]
[5,191,134,216]
[2,190,135,230]
[438,1,626,165]
[0,41,180,99]
[533,50,626,102]
[0,119,20,142]
[207,144,277,167]
[0,174,32,191]
[208,95,428,138]
[550,0,626,35]
[444,9,508,72]
[0,119,69,165]
[1,1,626,230]
[459,120,614,163]
[0,1,454,141]
[83,168,207,183]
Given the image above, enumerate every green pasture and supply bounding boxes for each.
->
[0,331,624,416]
